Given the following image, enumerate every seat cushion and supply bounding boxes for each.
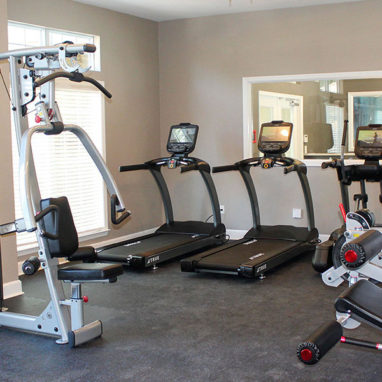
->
[40,197,78,258]
[58,263,123,281]
[335,279,382,329]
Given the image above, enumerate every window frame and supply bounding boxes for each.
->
[12,79,109,256]
[243,71,382,166]
[8,22,107,256]
[8,20,101,72]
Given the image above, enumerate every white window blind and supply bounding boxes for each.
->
[11,81,107,250]
[326,104,344,154]
[8,21,106,251]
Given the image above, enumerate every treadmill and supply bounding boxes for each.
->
[97,123,226,269]
[181,120,319,278]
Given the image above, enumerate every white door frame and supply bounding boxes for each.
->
[258,90,304,159]
[242,71,382,164]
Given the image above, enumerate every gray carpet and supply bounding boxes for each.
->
[1,254,382,382]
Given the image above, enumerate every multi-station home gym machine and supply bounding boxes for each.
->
[0,43,129,346]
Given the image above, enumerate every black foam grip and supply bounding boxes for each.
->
[212,165,238,173]
[22,256,40,275]
[297,321,343,365]
[120,164,148,172]
[340,230,382,268]
[181,163,198,173]
[284,165,295,174]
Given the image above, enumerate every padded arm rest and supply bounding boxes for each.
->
[68,246,97,262]
[58,263,123,282]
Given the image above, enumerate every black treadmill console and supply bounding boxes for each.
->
[355,124,382,160]
[167,123,199,155]
[258,121,293,155]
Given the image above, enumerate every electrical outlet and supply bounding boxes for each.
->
[220,205,225,214]
[293,208,302,219]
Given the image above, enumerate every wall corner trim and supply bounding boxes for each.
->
[3,279,23,300]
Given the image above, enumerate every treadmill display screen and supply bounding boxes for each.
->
[261,125,291,142]
[357,129,382,147]
[167,123,199,154]
[355,125,382,159]
[169,127,197,144]
[258,121,293,155]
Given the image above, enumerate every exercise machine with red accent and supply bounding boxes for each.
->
[0,43,128,346]
[316,124,382,287]
[297,229,382,364]
[313,122,382,274]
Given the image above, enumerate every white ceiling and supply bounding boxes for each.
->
[74,0,364,22]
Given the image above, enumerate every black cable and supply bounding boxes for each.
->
[204,214,213,223]
[0,68,13,105]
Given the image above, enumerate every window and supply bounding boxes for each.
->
[8,21,100,71]
[319,80,341,94]
[8,23,106,252]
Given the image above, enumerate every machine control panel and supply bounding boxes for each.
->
[258,121,293,155]
[167,123,199,155]
[355,124,382,160]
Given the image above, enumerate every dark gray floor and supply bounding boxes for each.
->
[1,254,382,382]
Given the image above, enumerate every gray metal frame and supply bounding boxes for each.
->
[0,43,127,345]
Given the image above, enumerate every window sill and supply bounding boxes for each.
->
[16,228,111,257]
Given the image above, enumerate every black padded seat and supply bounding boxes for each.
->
[58,263,123,282]
[335,279,382,329]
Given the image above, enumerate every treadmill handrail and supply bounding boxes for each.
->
[213,156,315,231]
[119,156,222,227]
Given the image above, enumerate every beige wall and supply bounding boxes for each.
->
[2,0,161,287]
[158,0,382,233]
[3,0,382,287]
[0,0,18,284]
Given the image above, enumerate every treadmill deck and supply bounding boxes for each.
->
[97,229,224,268]
[181,235,316,278]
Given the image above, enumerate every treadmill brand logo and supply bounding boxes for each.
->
[257,264,267,273]
[123,241,141,247]
[147,256,160,265]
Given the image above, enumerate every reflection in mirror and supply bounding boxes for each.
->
[250,78,382,159]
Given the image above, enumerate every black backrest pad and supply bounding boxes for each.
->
[40,196,79,258]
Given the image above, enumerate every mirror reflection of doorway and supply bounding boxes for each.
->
[258,91,303,159]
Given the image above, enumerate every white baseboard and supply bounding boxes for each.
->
[3,279,23,300]
[226,229,246,240]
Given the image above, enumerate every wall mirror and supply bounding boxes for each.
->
[243,72,382,162]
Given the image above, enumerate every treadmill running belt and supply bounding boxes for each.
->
[197,239,299,271]
[99,233,200,259]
